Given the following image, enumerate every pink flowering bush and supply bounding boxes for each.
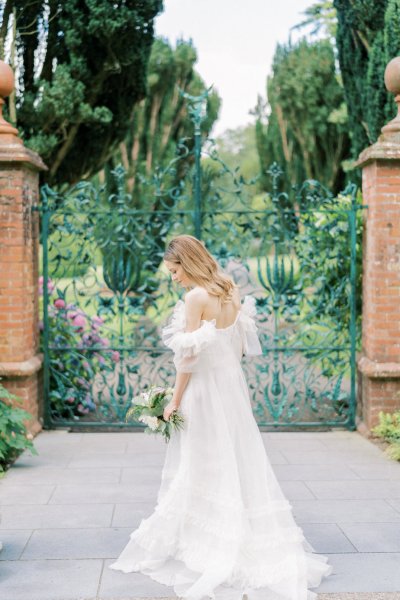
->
[39,277,120,421]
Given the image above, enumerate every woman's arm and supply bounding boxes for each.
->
[163,371,191,421]
[163,289,206,421]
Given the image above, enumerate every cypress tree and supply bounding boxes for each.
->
[256,38,349,194]
[334,0,400,158]
[366,32,389,142]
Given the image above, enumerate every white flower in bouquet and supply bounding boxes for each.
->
[142,391,150,405]
[138,415,159,431]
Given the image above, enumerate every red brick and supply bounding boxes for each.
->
[0,140,45,431]
[359,149,400,432]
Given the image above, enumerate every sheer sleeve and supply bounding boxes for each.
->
[238,295,263,356]
[161,300,217,373]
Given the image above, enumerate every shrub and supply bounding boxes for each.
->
[0,380,37,472]
[39,277,119,420]
[371,409,400,461]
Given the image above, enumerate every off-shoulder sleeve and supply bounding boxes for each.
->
[238,295,263,356]
[161,300,217,373]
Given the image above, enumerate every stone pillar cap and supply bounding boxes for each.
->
[0,60,46,170]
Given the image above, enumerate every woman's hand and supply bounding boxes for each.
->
[163,399,180,421]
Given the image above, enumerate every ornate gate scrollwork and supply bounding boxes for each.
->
[39,95,363,429]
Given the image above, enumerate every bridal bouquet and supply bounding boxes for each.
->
[126,385,184,442]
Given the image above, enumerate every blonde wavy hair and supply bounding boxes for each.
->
[164,235,238,304]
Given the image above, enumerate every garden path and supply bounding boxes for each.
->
[1,430,400,599]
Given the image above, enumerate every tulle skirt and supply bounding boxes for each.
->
[110,362,332,600]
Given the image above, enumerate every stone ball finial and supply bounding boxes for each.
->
[0,61,14,99]
[381,57,400,139]
[384,57,400,95]
[0,60,18,139]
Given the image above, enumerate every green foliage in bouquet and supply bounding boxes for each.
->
[126,385,184,442]
[0,380,38,472]
[371,409,400,461]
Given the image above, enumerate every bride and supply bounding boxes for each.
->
[110,234,332,600]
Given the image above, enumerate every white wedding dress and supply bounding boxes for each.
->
[110,295,332,600]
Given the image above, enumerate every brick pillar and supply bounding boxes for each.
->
[356,57,400,431]
[0,62,46,434]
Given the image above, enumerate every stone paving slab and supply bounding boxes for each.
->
[0,558,103,600]
[67,453,165,469]
[305,479,400,500]
[316,553,400,592]
[0,529,32,560]
[21,527,132,559]
[49,482,160,504]
[280,450,388,465]
[0,483,55,504]
[292,498,400,523]
[111,503,153,528]
[120,466,163,484]
[300,523,356,553]
[349,464,400,480]
[263,438,327,451]
[0,503,114,529]
[273,464,362,481]
[337,522,400,552]
[100,559,175,598]
[4,466,122,485]
[277,479,316,500]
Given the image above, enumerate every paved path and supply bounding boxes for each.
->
[1,429,400,600]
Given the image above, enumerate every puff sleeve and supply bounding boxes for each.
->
[161,300,217,373]
[238,295,263,356]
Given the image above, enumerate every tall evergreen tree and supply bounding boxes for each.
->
[0,0,163,185]
[110,38,220,197]
[334,0,400,158]
[256,38,349,194]
[96,38,220,295]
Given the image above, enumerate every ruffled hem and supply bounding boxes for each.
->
[131,499,304,552]
[110,530,332,600]
[110,472,332,599]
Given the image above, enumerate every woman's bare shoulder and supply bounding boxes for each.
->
[184,286,209,303]
[183,287,209,316]
[183,287,208,327]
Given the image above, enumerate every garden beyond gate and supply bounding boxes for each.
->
[38,97,363,430]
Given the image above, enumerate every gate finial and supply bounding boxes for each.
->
[381,57,400,139]
[0,61,19,140]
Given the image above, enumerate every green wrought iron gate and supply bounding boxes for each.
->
[38,96,363,430]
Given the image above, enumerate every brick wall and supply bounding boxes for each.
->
[0,141,46,435]
[357,153,400,430]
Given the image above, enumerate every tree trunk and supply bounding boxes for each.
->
[0,0,13,60]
